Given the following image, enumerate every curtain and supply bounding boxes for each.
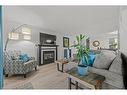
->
[0,6,3,89]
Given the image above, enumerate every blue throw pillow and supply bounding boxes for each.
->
[88,53,96,66]
[19,54,29,62]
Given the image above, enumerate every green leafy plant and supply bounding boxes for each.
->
[71,34,89,65]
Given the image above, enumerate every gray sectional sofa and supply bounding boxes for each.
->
[89,50,124,89]
[64,50,124,89]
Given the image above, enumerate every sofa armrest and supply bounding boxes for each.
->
[29,57,35,60]
[24,60,37,72]
[88,66,124,89]
[24,60,35,65]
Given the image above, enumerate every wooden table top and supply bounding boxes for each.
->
[66,67,105,86]
[55,59,69,64]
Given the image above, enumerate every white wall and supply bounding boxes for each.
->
[90,34,118,50]
[119,7,127,55]
[3,6,69,60]
[3,6,120,59]
[90,36,109,50]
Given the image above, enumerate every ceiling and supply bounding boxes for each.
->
[4,6,120,36]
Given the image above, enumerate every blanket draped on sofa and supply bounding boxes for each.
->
[121,53,127,89]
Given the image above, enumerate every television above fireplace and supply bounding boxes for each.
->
[40,33,56,45]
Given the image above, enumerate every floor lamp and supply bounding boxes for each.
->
[4,24,31,51]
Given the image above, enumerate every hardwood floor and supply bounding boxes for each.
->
[4,63,69,89]
[4,62,115,89]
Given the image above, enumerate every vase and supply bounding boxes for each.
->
[77,64,88,76]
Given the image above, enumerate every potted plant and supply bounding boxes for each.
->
[71,34,89,76]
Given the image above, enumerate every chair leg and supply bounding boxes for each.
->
[35,67,37,71]
[5,74,8,77]
[24,74,26,78]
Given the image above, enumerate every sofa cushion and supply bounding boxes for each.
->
[109,53,122,75]
[93,50,116,69]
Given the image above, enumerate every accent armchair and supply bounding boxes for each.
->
[4,51,38,78]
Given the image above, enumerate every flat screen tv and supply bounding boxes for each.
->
[40,33,56,45]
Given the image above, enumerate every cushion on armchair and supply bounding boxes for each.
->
[19,54,30,62]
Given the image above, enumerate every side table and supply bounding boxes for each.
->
[55,59,69,72]
[66,67,105,89]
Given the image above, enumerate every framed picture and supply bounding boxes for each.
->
[63,37,69,47]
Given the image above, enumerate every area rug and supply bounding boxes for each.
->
[15,82,34,89]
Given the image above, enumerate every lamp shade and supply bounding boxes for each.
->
[22,27,31,35]
[8,32,19,40]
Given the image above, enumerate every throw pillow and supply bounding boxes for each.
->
[109,52,122,75]
[88,53,96,66]
[93,50,116,69]
[80,53,96,66]
[19,54,29,62]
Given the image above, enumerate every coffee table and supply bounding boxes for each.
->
[55,59,69,72]
[66,67,105,89]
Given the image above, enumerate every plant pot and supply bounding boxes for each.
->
[77,65,88,76]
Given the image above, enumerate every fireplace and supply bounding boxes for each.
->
[43,51,55,64]
[38,33,58,65]
[40,47,56,65]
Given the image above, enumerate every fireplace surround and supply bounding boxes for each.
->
[38,33,58,65]
[41,47,56,65]
[38,45,58,65]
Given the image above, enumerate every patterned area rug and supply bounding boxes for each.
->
[15,82,34,89]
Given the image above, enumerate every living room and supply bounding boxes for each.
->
[1,6,127,89]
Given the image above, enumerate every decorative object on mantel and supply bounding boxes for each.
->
[63,37,69,48]
[4,24,31,51]
[71,34,90,76]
